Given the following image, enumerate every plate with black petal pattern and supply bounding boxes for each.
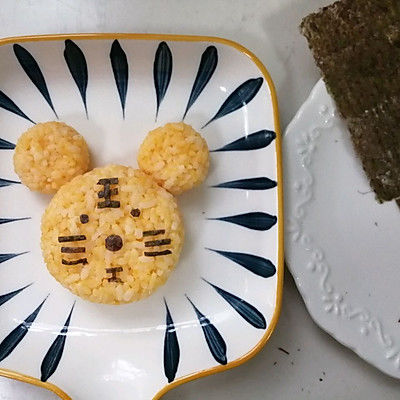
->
[0,34,283,400]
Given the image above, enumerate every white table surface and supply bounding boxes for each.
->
[0,1,399,399]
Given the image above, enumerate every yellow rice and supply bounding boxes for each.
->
[41,165,184,304]
[138,122,209,195]
[13,121,90,194]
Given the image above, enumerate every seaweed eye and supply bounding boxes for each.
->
[80,214,89,224]
[130,208,141,218]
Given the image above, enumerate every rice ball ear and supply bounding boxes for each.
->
[137,122,210,195]
[13,121,90,194]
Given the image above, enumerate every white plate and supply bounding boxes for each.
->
[284,79,400,379]
[0,34,283,399]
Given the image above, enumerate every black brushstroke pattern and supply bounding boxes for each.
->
[186,295,227,365]
[183,46,218,120]
[0,178,20,188]
[64,40,88,117]
[0,252,28,264]
[212,130,276,152]
[13,44,58,118]
[0,138,15,150]
[0,217,30,225]
[163,299,180,383]
[0,91,35,124]
[206,248,276,278]
[209,212,277,231]
[203,77,263,128]
[0,284,32,307]
[0,296,47,362]
[110,40,128,118]
[154,41,172,119]
[41,303,75,382]
[203,279,266,329]
[212,177,277,190]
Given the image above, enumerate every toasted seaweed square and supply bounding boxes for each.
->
[301,0,400,202]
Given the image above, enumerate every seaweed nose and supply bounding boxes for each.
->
[105,234,123,251]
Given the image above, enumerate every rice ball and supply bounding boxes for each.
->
[13,121,90,194]
[41,165,184,304]
[138,122,209,195]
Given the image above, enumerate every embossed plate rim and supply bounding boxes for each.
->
[284,78,400,379]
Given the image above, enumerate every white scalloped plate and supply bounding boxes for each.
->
[284,79,400,378]
[0,34,283,400]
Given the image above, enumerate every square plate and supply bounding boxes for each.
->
[0,34,283,400]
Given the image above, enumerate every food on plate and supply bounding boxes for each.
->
[18,120,209,303]
[13,121,90,194]
[138,122,209,195]
[41,165,184,304]
[301,0,400,203]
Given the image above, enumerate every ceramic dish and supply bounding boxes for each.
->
[0,34,283,399]
[284,79,400,379]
